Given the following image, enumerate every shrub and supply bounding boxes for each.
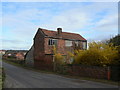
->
[54,53,64,65]
[73,42,119,66]
[52,45,65,72]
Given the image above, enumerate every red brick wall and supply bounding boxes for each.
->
[44,38,75,55]
[34,30,45,68]
[44,55,53,70]
[34,55,53,71]
[44,38,53,54]
[57,39,66,54]
[34,30,53,70]
[44,38,66,54]
[65,65,108,79]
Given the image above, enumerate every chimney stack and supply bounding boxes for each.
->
[57,28,62,36]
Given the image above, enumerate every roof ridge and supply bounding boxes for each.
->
[40,28,86,41]
[62,31,80,35]
[41,28,80,35]
[41,28,56,32]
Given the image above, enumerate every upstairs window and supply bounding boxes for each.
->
[65,40,72,46]
[75,41,79,46]
[83,42,87,49]
[48,39,57,46]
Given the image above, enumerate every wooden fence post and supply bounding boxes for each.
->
[53,55,56,72]
[107,66,110,80]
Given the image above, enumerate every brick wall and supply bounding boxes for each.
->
[63,65,108,79]
[44,38,54,54]
[25,46,34,67]
[44,38,67,55]
[34,30,45,68]
[57,39,66,54]
[34,54,53,71]
[44,38,82,55]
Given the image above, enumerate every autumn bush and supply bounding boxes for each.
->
[52,45,65,72]
[73,42,119,66]
[53,45,65,65]
[54,53,64,65]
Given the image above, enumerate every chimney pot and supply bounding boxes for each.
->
[57,28,62,35]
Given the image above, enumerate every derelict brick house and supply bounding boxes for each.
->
[33,28,87,70]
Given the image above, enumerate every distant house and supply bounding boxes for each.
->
[27,28,87,70]
[16,52,24,60]
[3,50,28,60]
[0,50,6,55]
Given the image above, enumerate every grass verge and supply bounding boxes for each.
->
[0,67,5,90]
[0,67,2,90]
[3,59,120,86]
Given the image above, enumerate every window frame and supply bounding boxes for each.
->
[65,40,72,47]
[75,41,79,46]
[83,41,87,49]
[48,39,57,46]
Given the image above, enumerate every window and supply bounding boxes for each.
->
[75,41,79,46]
[65,40,72,46]
[48,39,57,46]
[83,42,87,49]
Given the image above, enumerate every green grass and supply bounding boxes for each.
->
[0,58,2,90]
[3,59,120,86]
[0,68,2,90]
[0,67,5,90]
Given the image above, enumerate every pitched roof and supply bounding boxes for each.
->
[40,28,86,41]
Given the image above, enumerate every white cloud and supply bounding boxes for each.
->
[2,39,31,50]
[39,9,91,33]
[2,2,118,49]
[96,14,118,26]
[2,8,47,39]
[84,13,118,42]
[93,14,118,33]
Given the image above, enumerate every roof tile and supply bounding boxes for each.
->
[41,28,86,41]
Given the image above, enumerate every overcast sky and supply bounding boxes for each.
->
[0,1,118,50]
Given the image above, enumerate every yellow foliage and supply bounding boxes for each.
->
[53,45,65,65]
[67,51,74,57]
[73,42,119,66]
[53,45,57,54]
[54,53,64,65]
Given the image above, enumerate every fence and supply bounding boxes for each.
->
[3,57,120,81]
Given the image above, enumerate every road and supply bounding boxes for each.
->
[3,62,119,88]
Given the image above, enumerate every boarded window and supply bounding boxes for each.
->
[65,40,72,46]
[83,42,87,49]
[75,41,79,46]
[48,39,57,46]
